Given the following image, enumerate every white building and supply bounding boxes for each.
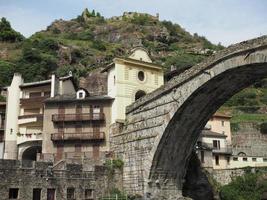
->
[198,113,267,169]
[101,47,164,124]
[4,73,75,160]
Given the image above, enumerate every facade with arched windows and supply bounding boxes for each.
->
[101,47,164,123]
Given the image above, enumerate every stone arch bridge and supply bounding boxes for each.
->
[111,36,267,199]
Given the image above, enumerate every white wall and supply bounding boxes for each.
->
[4,73,23,159]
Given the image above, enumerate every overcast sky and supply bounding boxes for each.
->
[0,0,266,46]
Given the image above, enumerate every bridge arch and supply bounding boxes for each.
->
[111,36,267,198]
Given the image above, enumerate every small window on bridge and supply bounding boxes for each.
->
[67,188,75,200]
[200,151,205,163]
[33,188,41,200]
[263,158,267,162]
[252,158,257,162]
[85,189,93,199]
[9,188,19,199]
[233,157,238,161]
[215,155,220,165]
[243,157,248,162]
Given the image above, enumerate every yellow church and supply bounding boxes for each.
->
[101,47,164,124]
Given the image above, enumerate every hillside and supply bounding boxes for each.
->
[0,9,266,128]
[0,9,223,86]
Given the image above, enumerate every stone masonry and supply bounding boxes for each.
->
[110,36,267,199]
[0,159,122,200]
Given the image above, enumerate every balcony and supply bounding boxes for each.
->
[51,132,105,141]
[18,114,43,125]
[199,142,232,155]
[52,113,105,122]
[20,96,47,107]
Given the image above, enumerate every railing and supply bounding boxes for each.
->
[52,113,105,122]
[20,96,47,106]
[200,142,232,154]
[51,132,105,141]
[18,114,43,121]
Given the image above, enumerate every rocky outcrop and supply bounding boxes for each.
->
[79,68,107,95]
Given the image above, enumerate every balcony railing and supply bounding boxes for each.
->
[18,114,43,121]
[20,96,47,106]
[51,132,105,141]
[200,142,232,154]
[52,113,105,122]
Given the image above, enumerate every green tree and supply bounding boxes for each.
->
[0,17,24,42]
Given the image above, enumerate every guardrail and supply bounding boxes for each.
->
[52,113,105,122]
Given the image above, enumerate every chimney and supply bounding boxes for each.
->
[50,74,56,98]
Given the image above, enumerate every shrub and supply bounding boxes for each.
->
[0,17,24,42]
[0,60,15,87]
[220,173,267,200]
[92,40,106,51]
[0,95,6,102]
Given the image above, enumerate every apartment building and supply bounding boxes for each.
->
[4,73,75,160]
[196,113,232,169]
[42,88,113,162]
[197,129,232,169]
[198,113,267,169]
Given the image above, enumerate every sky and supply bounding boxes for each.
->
[0,0,266,46]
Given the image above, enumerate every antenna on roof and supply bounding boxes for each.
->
[69,71,73,76]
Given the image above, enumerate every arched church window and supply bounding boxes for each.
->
[135,90,146,101]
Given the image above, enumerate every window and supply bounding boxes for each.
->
[47,189,55,200]
[67,188,75,200]
[227,156,230,165]
[252,158,257,162]
[9,188,19,199]
[222,131,225,135]
[200,151,205,163]
[84,189,93,200]
[138,71,145,81]
[263,158,267,162]
[215,155,220,166]
[213,140,220,150]
[79,92,83,98]
[238,152,246,157]
[221,121,225,126]
[233,157,238,161]
[243,157,248,161]
[135,90,146,101]
[29,92,42,98]
[0,133,4,142]
[33,188,41,200]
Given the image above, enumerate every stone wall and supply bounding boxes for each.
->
[232,122,267,157]
[0,159,123,200]
[110,36,267,199]
[206,168,245,185]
